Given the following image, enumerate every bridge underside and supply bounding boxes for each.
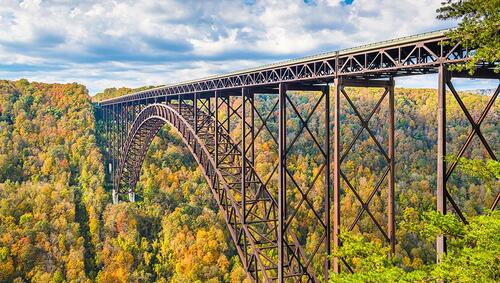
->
[98,31,499,282]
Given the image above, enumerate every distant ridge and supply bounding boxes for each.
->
[467,88,497,95]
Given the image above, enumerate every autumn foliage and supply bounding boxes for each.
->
[0,80,498,282]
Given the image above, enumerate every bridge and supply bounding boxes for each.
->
[97,29,498,282]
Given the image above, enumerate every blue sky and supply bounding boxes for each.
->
[0,0,495,94]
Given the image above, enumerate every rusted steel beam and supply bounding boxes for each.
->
[333,77,341,274]
[278,82,286,282]
[388,77,396,255]
[436,64,447,261]
[241,87,247,224]
[324,84,331,280]
[99,30,479,107]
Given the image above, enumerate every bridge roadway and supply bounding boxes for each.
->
[98,29,499,282]
[99,29,496,106]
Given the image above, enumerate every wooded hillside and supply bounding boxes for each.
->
[0,80,497,282]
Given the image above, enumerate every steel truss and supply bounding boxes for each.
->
[99,31,481,107]
[109,98,319,281]
[99,74,498,282]
[212,85,332,281]
[332,78,396,273]
[97,29,499,283]
[277,84,331,281]
[436,66,499,260]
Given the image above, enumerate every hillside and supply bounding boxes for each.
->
[0,79,106,281]
[0,80,497,282]
[0,80,243,282]
[92,86,159,103]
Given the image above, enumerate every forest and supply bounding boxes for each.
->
[0,79,498,282]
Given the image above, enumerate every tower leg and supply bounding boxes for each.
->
[278,82,287,282]
[333,78,341,274]
[437,64,447,261]
[388,77,396,255]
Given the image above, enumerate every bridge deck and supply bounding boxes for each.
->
[98,28,490,107]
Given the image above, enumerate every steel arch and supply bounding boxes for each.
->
[114,103,318,282]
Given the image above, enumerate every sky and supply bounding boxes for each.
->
[0,0,496,95]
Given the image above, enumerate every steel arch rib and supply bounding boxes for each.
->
[118,103,272,281]
[115,103,317,282]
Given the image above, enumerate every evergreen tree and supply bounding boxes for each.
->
[437,0,500,73]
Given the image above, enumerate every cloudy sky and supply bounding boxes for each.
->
[0,0,494,94]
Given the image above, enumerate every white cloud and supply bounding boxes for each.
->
[1,0,484,95]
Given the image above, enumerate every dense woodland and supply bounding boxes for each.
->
[0,79,498,282]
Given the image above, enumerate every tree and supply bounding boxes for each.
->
[437,0,500,73]
[330,154,499,282]
[329,210,500,282]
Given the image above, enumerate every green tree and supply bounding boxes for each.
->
[437,0,500,73]
[330,155,499,282]
[329,210,500,282]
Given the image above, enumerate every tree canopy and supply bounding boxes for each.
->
[0,80,497,282]
[437,0,500,72]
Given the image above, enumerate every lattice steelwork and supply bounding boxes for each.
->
[97,29,499,282]
[99,30,487,107]
[332,78,396,273]
[436,66,499,259]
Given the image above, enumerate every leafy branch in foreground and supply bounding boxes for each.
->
[330,210,500,283]
[436,0,500,73]
[446,155,500,181]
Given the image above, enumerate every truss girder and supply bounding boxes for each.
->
[113,102,327,281]
[99,35,478,107]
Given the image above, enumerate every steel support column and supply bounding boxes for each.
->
[112,103,119,204]
[215,91,219,167]
[178,94,181,114]
[194,92,198,134]
[278,82,287,282]
[105,107,112,188]
[437,64,447,261]
[333,77,395,272]
[241,88,248,223]
[226,95,231,136]
[324,85,332,280]
[333,78,341,274]
[250,92,255,166]
[388,77,396,255]
[436,65,498,261]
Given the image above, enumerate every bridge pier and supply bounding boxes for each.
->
[241,88,249,224]
[194,92,198,134]
[275,82,332,281]
[214,91,219,167]
[277,83,286,282]
[111,103,118,202]
[112,188,119,204]
[436,65,499,261]
[332,77,396,273]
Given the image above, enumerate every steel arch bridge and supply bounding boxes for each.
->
[97,29,499,282]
